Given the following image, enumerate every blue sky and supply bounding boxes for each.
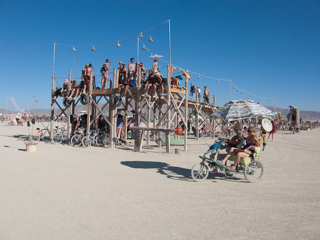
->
[1,0,319,112]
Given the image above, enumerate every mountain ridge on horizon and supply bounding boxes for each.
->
[1,106,320,121]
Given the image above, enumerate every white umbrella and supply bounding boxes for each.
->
[149,54,164,59]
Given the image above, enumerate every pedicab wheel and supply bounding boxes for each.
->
[82,136,91,147]
[191,162,209,182]
[70,134,82,147]
[244,160,264,183]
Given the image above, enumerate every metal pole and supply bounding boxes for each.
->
[168,19,171,67]
[229,80,231,101]
[137,37,139,64]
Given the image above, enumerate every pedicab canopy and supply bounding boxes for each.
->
[210,100,275,121]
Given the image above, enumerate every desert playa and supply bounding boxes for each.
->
[0,122,319,239]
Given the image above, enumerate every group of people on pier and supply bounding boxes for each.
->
[53,57,213,105]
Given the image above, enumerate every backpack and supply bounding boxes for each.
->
[100,65,106,74]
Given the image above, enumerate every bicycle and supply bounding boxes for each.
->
[33,126,61,143]
[70,128,85,147]
[95,130,110,147]
[191,138,264,183]
[82,130,99,147]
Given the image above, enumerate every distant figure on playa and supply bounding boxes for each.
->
[259,125,267,151]
[203,86,210,104]
[101,59,112,89]
[190,83,196,101]
[268,121,276,142]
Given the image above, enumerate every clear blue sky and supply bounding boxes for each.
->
[1,0,319,112]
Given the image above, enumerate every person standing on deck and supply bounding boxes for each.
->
[128,58,136,77]
[190,83,196,101]
[203,86,210,104]
[196,86,201,102]
[101,59,112,89]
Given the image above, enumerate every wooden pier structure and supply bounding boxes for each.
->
[50,66,218,153]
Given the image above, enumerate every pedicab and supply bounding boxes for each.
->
[191,138,263,183]
[191,100,274,183]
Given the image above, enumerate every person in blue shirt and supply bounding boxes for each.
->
[190,83,196,101]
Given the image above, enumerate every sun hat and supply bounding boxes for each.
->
[153,57,159,61]
[119,61,123,64]
[234,122,241,130]
[248,126,256,135]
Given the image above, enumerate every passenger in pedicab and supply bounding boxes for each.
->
[220,126,260,170]
[223,122,244,152]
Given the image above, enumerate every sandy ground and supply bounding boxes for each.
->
[0,122,319,240]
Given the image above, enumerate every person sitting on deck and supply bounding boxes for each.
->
[220,126,260,170]
[63,79,68,91]
[171,76,180,86]
[79,75,89,94]
[118,73,129,97]
[68,80,80,100]
[101,59,112,89]
[144,70,157,97]
[118,61,127,83]
[128,74,136,87]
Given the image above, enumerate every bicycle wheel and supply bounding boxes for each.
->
[52,133,63,144]
[191,162,209,182]
[71,134,82,147]
[82,136,91,147]
[244,160,264,183]
[33,130,46,142]
[95,134,110,147]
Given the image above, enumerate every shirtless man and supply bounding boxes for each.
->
[128,58,136,77]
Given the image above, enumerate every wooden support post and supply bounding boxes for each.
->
[158,102,162,148]
[124,97,128,142]
[153,99,156,141]
[147,99,150,145]
[134,67,141,151]
[50,75,55,140]
[213,95,216,106]
[86,72,92,135]
[67,69,71,141]
[184,70,189,151]
[166,65,171,153]
[195,107,199,140]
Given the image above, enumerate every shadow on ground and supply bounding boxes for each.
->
[121,161,193,182]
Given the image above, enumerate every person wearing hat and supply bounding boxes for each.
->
[118,61,127,82]
[203,86,210,104]
[221,126,260,170]
[224,122,244,153]
[63,79,69,91]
